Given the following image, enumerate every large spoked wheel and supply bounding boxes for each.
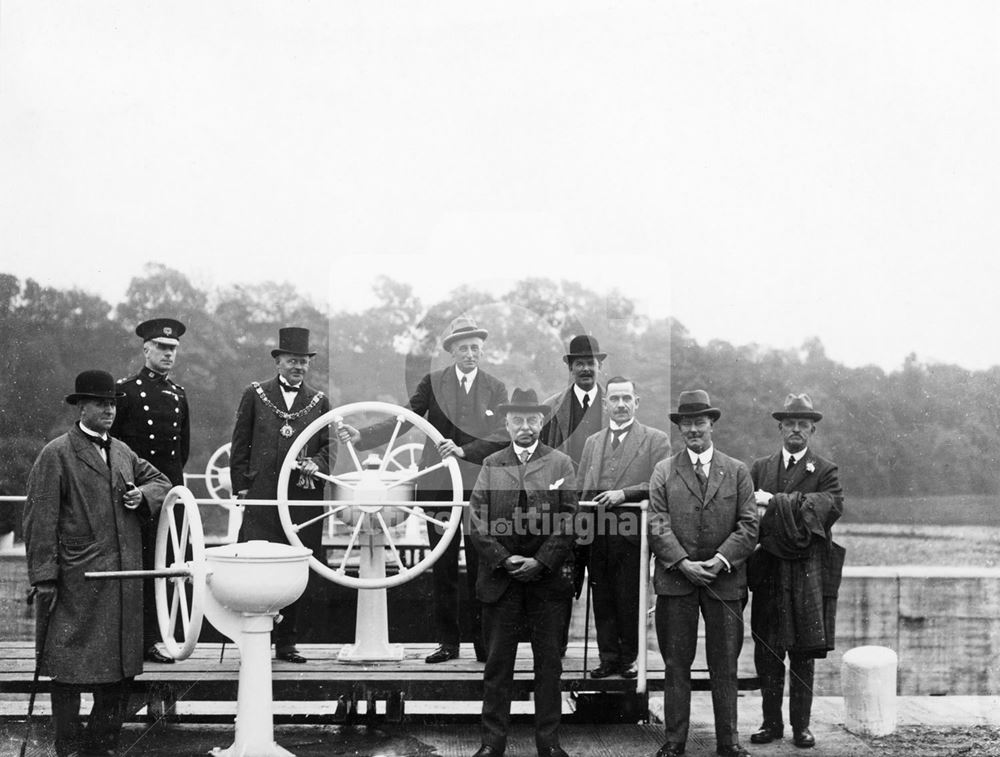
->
[276,401,463,589]
[154,486,206,661]
[384,441,423,472]
[204,442,233,500]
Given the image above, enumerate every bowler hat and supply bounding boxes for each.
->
[136,318,186,345]
[563,335,607,364]
[65,370,126,405]
[442,316,489,351]
[271,327,317,358]
[772,393,823,422]
[497,388,550,416]
[668,389,721,424]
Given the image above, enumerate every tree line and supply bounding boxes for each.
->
[2,264,997,534]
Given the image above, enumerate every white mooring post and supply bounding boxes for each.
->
[841,645,898,737]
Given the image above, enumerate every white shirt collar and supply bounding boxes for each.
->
[513,440,540,459]
[78,422,108,442]
[686,445,714,467]
[278,377,302,390]
[455,366,478,389]
[782,447,807,466]
[573,384,598,407]
[609,420,634,432]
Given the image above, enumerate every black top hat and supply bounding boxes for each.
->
[563,334,607,364]
[136,318,186,345]
[668,389,722,424]
[442,316,489,351]
[772,393,823,422]
[497,388,550,416]
[271,327,317,358]
[65,370,126,405]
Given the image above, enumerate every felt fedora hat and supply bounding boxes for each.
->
[668,389,721,423]
[65,370,126,405]
[772,393,823,422]
[497,388,550,416]
[442,316,489,351]
[271,327,317,358]
[136,317,186,346]
[563,334,607,364]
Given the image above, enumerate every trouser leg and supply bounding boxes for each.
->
[480,586,522,751]
[50,682,82,756]
[789,653,815,730]
[464,536,484,653]
[754,641,786,727]
[590,538,619,665]
[655,593,698,746]
[701,593,744,748]
[85,678,132,751]
[528,586,565,750]
[426,504,461,646]
[274,515,323,650]
[612,538,641,664]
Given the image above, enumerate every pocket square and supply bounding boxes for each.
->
[549,478,565,490]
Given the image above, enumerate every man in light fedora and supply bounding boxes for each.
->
[468,388,578,757]
[339,315,509,663]
[748,394,845,749]
[649,390,757,757]
[230,327,334,663]
[23,370,170,757]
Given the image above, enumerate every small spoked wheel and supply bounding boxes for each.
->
[276,401,464,589]
[384,441,423,472]
[154,486,206,661]
[204,442,233,500]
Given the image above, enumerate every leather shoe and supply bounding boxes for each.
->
[793,727,815,748]
[144,645,174,664]
[425,644,459,664]
[590,661,619,679]
[276,648,307,663]
[472,746,503,757]
[750,723,784,744]
[655,743,685,757]
[538,747,569,757]
[474,642,488,663]
[620,661,638,679]
[716,745,750,757]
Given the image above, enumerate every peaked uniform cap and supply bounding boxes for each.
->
[136,318,186,345]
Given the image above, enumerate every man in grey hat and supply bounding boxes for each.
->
[112,317,190,664]
[748,394,845,749]
[230,326,334,663]
[339,315,509,663]
[23,370,171,757]
[649,390,757,757]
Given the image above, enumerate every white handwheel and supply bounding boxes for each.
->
[204,442,233,500]
[384,441,423,472]
[276,401,464,589]
[154,485,206,661]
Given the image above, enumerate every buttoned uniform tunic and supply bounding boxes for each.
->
[111,368,189,486]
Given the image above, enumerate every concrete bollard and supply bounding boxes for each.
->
[842,645,898,736]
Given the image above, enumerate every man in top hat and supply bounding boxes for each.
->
[230,327,334,663]
[541,334,608,654]
[338,315,509,663]
[648,390,757,757]
[111,317,190,664]
[577,376,670,679]
[468,388,579,757]
[23,370,171,757]
[748,394,845,749]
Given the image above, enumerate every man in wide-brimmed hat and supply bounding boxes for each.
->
[338,315,509,663]
[230,327,334,663]
[468,388,579,757]
[23,371,171,757]
[649,390,757,757]
[748,394,845,749]
[111,317,191,664]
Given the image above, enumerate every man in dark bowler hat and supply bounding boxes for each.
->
[24,370,170,757]
[578,376,670,679]
[541,334,608,654]
[468,388,578,757]
[230,326,334,663]
[339,315,509,663]
[748,394,845,749]
[649,390,757,757]
[111,317,190,664]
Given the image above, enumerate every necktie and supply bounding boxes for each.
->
[461,375,468,393]
[611,429,625,450]
[89,435,111,467]
[694,460,708,494]
[280,381,301,393]
[786,455,796,471]
[519,449,530,464]
[582,394,590,412]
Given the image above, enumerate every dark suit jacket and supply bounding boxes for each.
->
[468,443,579,603]
[541,384,608,467]
[357,366,508,495]
[579,421,671,545]
[648,448,758,600]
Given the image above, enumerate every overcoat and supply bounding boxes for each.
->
[541,384,607,468]
[648,448,758,600]
[23,425,171,683]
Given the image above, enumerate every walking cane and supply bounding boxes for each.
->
[20,585,55,757]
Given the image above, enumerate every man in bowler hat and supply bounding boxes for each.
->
[468,388,578,757]
[111,317,190,664]
[23,370,170,756]
[230,327,334,663]
[748,394,845,749]
[649,390,757,757]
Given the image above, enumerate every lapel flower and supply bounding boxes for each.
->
[805,461,815,473]
[549,477,565,490]
[485,409,494,417]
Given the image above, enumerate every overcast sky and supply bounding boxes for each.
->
[2,2,997,371]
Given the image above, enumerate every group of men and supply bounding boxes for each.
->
[22,313,844,757]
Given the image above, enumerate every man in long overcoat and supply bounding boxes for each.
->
[648,390,757,757]
[230,326,334,663]
[748,393,845,749]
[24,370,171,757]
[468,388,578,757]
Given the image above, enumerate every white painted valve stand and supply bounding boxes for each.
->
[842,645,898,737]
